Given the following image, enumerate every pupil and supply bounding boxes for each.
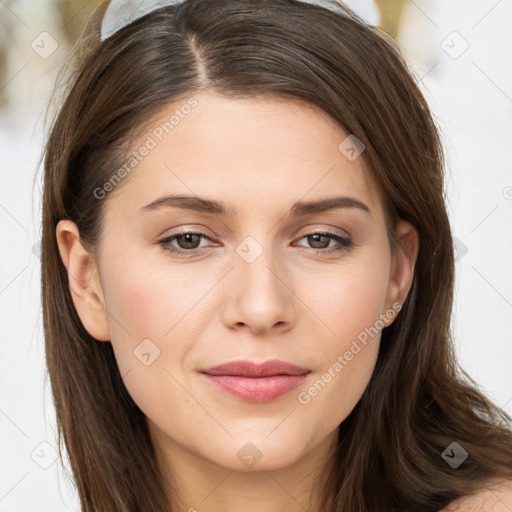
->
[309,234,328,249]
[179,234,200,249]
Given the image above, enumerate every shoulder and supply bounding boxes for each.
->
[441,479,512,511]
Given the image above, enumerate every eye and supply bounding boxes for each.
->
[158,231,214,256]
[294,231,352,254]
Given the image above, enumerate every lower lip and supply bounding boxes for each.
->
[201,373,310,403]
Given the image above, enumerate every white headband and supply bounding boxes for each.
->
[101,0,380,41]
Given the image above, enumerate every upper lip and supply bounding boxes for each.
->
[199,359,311,377]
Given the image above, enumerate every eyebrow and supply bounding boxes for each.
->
[139,194,371,217]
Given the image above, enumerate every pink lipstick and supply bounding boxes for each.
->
[199,359,311,403]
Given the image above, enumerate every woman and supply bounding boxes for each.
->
[41,0,512,510]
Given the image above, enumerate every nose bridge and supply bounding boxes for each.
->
[235,234,285,300]
[223,234,295,331]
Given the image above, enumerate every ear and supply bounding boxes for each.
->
[55,220,110,342]
[383,218,419,325]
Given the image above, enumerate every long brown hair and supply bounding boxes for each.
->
[40,0,512,510]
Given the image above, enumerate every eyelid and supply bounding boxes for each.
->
[296,226,351,238]
[157,224,214,238]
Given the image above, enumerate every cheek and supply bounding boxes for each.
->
[98,256,179,373]
[100,263,190,419]
[294,254,389,425]
[301,252,390,342]
[104,254,209,343]
[100,254,220,401]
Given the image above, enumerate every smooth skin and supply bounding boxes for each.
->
[57,90,502,511]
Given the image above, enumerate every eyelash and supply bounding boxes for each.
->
[158,230,353,257]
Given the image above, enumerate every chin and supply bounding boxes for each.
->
[197,432,314,473]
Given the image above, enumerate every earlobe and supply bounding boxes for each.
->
[384,219,419,324]
[55,220,111,342]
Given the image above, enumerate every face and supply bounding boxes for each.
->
[57,91,417,476]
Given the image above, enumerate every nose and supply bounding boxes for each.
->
[221,242,297,335]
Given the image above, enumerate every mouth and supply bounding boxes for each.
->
[199,359,311,403]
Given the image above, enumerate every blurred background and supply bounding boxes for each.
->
[1,0,512,510]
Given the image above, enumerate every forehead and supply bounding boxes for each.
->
[104,91,382,220]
